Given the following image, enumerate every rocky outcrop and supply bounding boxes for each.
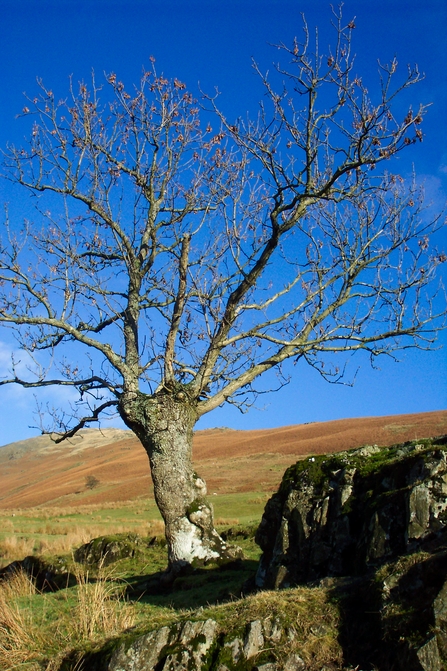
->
[255,436,447,588]
[106,617,322,671]
[68,591,343,671]
[74,533,148,566]
[252,436,447,671]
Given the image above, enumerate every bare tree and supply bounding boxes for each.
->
[0,12,445,575]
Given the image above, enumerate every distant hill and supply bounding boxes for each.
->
[0,411,446,509]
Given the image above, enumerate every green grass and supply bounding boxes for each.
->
[0,522,264,670]
[0,492,267,668]
[213,491,270,524]
[0,492,268,568]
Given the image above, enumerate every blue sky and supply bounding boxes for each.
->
[0,0,446,445]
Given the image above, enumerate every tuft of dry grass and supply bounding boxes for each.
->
[0,569,43,671]
[72,561,135,640]
[0,535,35,561]
[1,567,37,600]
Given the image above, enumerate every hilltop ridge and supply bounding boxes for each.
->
[0,410,446,509]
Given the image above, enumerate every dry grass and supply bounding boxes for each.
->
[1,568,37,600]
[1,519,14,532]
[72,561,135,640]
[214,517,239,526]
[0,499,156,520]
[0,507,165,565]
[0,560,137,670]
[0,570,43,671]
[0,536,36,561]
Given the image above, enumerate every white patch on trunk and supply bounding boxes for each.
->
[170,519,220,562]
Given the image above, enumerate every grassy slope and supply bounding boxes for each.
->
[1,410,446,510]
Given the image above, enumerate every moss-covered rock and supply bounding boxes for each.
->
[74,533,145,566]
[255,436,447,588]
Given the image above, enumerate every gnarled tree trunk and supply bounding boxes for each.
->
[119,389,240,575]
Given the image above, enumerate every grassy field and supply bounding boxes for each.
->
[0,493,269,671]
[0,491,268,568]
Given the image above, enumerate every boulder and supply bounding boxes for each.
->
[74,533,145,566]
[255,436,447,588]
[254,435,447,670]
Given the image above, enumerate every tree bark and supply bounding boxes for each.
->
[118,388,240,575]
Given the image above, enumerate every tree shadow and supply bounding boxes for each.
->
[124,557,259,610]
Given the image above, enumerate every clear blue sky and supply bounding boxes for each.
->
[0,0,446,445]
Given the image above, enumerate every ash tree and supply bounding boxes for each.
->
[0,12,445,575]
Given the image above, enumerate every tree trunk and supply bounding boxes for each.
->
[118,389,241,575]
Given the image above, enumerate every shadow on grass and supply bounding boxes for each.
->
[124,557,259,610]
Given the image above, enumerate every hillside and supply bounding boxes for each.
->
[0,410,446,509]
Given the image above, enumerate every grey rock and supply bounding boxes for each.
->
[408,484,431,539]
[434,579,447,626]
[243,619,264,658]
[283,653,306,670]
[416,637,441,671]
[108,619,219,671]
[256,437,447,587]
[158,619,218,670]
[433,578,447,658]
[108,626,171,670]
[356,445,381,457]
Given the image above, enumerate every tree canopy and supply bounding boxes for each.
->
[1,17,444,437]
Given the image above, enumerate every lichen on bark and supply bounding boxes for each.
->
[118,388,240,574]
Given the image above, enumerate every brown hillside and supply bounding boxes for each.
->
[0,411,446,509]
